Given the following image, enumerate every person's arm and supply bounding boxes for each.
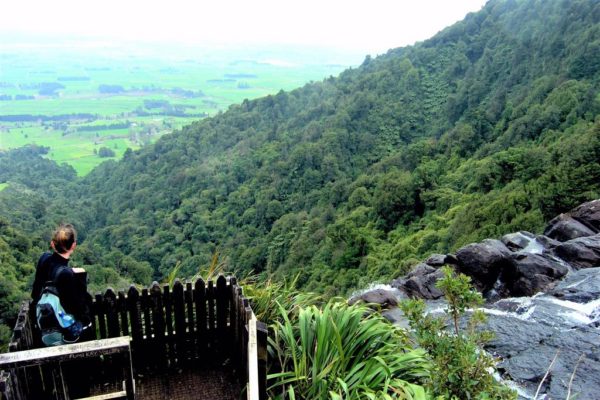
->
[31,253,50,304]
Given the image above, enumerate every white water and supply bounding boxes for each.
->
[480,304,537,321]
[521,238,545,254]
[349,283,403,300]
[545,297,600,325]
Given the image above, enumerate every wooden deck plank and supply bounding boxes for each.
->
[75,390,127,400]
[0,337,130,368]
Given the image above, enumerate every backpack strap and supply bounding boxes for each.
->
[41,265,68,296]
[50,264,68,282]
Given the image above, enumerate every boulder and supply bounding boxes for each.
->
[381,308,411,328]
[570,199,600,232]
[501,231,536,251]
[392,263,445,299]
[550,268,600,303]
[544,214,596,242]
[535,234,561,250]
[348,287,402,308]
[444,254,460,265]
[406,262,436,278]
[455,239,512,291]
[425,254,447,267]
[503,253,568,296]
[553,234,600,269]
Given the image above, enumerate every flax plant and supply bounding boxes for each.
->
[268,301,430,399]
[241,275,321,325]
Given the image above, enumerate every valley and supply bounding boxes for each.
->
[1,0,599,398]
[0,42,358,174]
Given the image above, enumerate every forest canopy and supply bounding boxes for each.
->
[0,0,598,309]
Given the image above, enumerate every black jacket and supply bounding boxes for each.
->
[31,252,90,324]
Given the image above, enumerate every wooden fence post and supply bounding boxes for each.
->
[257,321,268,400]
[194,278,207,362]
[185,282,195,361]
[126,286,142,368]
[151,282,167,370]
[95,293,107,339]
[173,280,186,366]
[207,280,216,359]
[163,284,174,366]
[247,316,259,400]
[118,291,129,337]
[216,275,229,356]
[229,278,239,370]
[104,288,120,338]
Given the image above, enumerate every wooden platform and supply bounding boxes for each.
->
[2,275,266,400]
[90,366,242,400]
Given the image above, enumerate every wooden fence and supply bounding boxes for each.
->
[1,275,267,400]
[0,337,135,400]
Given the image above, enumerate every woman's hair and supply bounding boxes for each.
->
[51,223,77,254]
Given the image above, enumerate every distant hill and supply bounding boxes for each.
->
[1,0,599,298]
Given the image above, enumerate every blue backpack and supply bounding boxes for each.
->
[36,266,82,346]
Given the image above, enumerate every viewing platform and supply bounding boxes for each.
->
[0,274,267,400]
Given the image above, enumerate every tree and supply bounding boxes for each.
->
[98,147,115,158]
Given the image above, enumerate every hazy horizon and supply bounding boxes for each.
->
[1,0,488,56]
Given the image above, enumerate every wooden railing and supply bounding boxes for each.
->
[0,337,134,400]
[1,274,267,400]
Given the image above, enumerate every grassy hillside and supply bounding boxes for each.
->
[1,0,599,299]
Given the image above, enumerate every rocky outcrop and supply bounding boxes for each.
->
[544,199,600,241]
[550,267,600,303]
[543,215,596,241]
[348,286,404,308]
[482,268,600,400]
[455,239,512,292]
[424,254,447,267]
[505,253,569,297]
[391,263,444,299]
[568,199,600,232]
[390,200,600,300]
[501,231,536,251]
[380,200,600,400]
[553,234,600,269]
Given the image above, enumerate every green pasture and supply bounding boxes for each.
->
[0,124,141,175]
[0,46,357,175]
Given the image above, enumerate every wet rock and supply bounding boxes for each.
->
[553,234,600,269]
[392,263,444,299]
[444,254,460,265]
[425,254,447,266]
[348,287,402,308]
[570,199,600,232]
[505,253,569,296]
[455,239,512,291]
[481,289,600,399]
[406,263,436,278]
[590,307,600,327]
[381,308,411,329]
[536,234,561,250]
[502,231,536,251]
[550,268,600,303]
[544,214,596,242]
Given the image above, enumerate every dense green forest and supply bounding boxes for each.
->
[1,0,599,334]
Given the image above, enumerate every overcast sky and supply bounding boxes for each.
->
[2,0,488,55]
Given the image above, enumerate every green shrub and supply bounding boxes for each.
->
[401,267,516,399]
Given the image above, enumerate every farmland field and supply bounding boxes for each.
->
[0,40,361,175]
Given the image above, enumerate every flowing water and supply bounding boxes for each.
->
[385,268,600,399]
